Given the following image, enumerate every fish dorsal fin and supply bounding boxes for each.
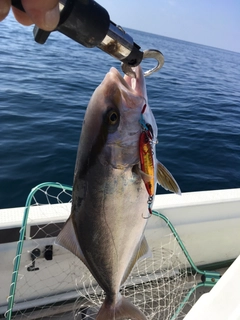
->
[55,217,88,267]
[157,160,181,195]
[121,236,151,285]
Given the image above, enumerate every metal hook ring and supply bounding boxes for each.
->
[142,49,164,77]
[121,49,164,78]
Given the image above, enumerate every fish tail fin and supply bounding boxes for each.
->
[96,295,147,320]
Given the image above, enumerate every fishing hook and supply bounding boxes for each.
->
[142,197,154,219]
[121,49,164,78]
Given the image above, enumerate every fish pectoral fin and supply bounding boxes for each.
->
[55,217,89,267]
[132,165,153,183]
[139,169,154,183]
[121,236,151,286]
[157,160,181,195]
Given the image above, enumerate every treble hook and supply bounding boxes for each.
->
[121,49,164,78]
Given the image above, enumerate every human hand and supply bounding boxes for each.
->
[0,0,60,31]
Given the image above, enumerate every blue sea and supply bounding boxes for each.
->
[0,13,240,209]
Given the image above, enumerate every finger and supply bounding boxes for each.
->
[12,6,33,26]
[22,0,60,31]
[0,0,11,21]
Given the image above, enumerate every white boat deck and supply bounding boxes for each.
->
[1,188,240,319]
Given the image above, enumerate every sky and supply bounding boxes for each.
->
[98,0,240,53]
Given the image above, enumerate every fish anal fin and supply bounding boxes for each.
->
[96,295,147,320]
[55,217,88,267]
[121,236,151,286]
[157,160,181,195]
[136,236,152,261]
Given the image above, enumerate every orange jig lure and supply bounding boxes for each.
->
[139,130,155,198]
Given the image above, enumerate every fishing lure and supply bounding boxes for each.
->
[139,105,155,215]
[139,130,154,197]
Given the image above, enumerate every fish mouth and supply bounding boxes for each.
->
[105,66,146,112]
[108,67,141,93]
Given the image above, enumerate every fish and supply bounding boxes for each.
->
[56,65,181,320]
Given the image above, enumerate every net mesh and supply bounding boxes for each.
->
[73,246,197,320]
[5,183,201,320]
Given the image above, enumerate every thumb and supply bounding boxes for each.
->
[15,0,60,31]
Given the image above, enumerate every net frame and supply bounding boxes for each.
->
[5,182,221,320]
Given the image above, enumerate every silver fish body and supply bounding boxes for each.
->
[56,66,180,320]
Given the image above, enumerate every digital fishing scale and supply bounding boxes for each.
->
[11,0,164,76]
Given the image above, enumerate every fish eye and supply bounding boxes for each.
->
[108,111,119,124]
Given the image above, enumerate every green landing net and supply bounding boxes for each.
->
[5,182,221,320]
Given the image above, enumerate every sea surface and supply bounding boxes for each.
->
[0,13,240,209]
